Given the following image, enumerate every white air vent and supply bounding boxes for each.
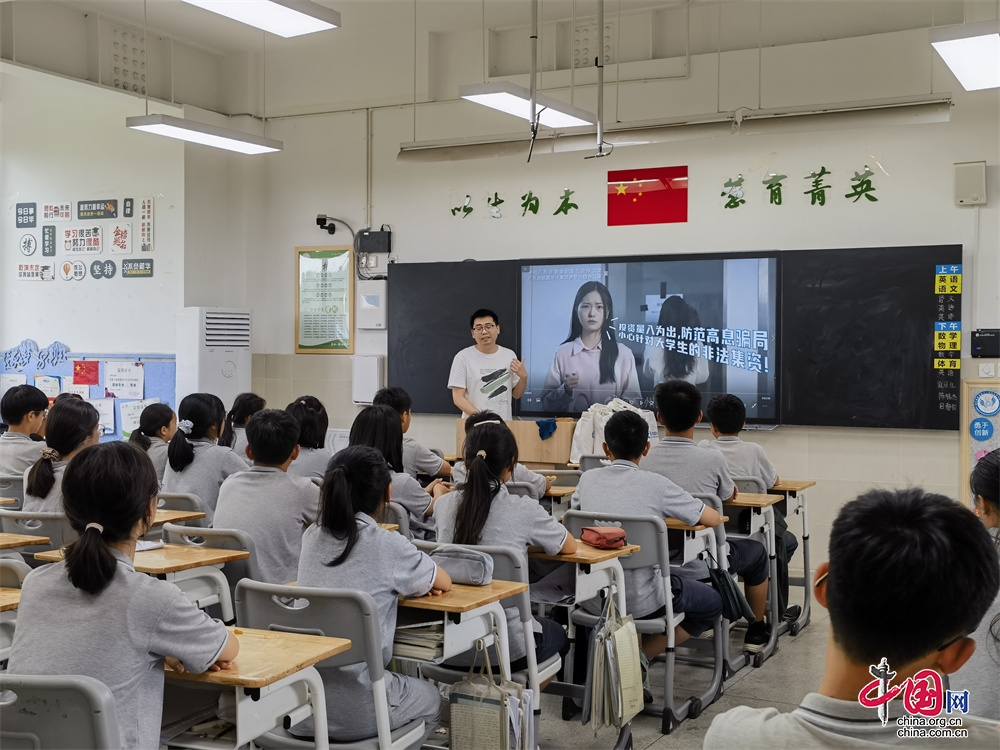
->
[104,23,146,96]
[203,311,251,349]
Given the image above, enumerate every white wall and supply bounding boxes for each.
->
[0,64,185,353]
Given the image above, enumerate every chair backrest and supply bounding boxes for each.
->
[692,493,729,566]
[732,476,767,494]
[505,481,535,498]
[235,579,385,678]
[0,558,31,587]
[562,510,668,573]
[0,473,25,510]
[547,469,582,487]
[157,492,209,527]
[378,501,411,539]
[0,673,121,749]
[161,523,260,594]
[579,454,610,472]
[0,509,76,554]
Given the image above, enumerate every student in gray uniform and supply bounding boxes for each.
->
[349,405,451,540]
[373,386,452,479]
[162,393,247,524]
[705,488,1000,748]
[8,441,238,750]
[574,411,723,656]
[435,415,575,675]
[214,409,319,585]
[952,448,1000,720]
[293,445,450,747]
[22,399,100,513]
[640,380,771,652]
[451,410,551,499]
[0,384,48,475]
[286,395,334,480]
[219,392,265,466]
[127,402,176,483]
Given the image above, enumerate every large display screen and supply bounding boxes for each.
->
[518,254,779,422]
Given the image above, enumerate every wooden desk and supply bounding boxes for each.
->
[0,587,21,612]
[544,485,576,499]
[152,509,207,527]
[166,627,349,750]
[726,493,784,508]
[771,479,816,493]
[35,543,249,574]
[443,452,458,464]
[528,540,639,565]
[0,533,50,550]
[398,580,527,614]
[378,523,399,532]
[0,498,15,506]
[665,518,707,531]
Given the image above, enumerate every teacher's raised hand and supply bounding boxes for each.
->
[510,358,527,380]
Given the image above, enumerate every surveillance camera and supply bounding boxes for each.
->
[326,224,337,235]
[316,214,328,228]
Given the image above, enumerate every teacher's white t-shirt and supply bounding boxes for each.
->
[448,345,519,420]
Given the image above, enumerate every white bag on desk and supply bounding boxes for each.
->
[570,408,598,463]
[592,399,659,454]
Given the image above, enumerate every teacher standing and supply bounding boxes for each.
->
[448,309,526,420]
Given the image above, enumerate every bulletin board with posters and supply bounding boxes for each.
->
[295,246,354,354]
[960,379,1000,506]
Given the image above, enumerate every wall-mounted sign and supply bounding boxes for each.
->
[122,259,153,278]
[15,203,37,228]
[63,226,103,254]
[19,235,37,256]
[78,200,117,219]
[90,259,116,279]
[108,222,132,254]
[42,203,71,221]
[59,260,87,281]
[42,226,56,256]
[295,246,353,354]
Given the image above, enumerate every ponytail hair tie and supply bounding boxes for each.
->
[476,449,487,459]
[85,522,104,534]
[177,419,194,435]
[40,447,60,461]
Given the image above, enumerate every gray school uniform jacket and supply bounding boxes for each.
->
[294,516,438,740]
[213,466,320,585]
[162,438,248,524]
[21,460,67,513]
[390,471,435,540]
[402,436,444,478]
[146,437,170,483]
[0,431,43,476]
[698,436,777,490]
[573,460,706,617]
[8,550,229,750]
[288,446,334,481]
[452,461,547,500]
[435,484,568,661]
[232,427,252,466]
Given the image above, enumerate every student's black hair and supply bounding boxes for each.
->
[63,442,159,595]
[167,393,226,473]
[705,393,745,436]
[319,445,392,567]
[128,403,175,451]
[972,449,1000,547]
[285,395,330,450]
[454,411,518,545]
[245,409,300,465]
[53,392,84,404]
[372,387,413,416]
[26,399,99,499]
[470,309,499,328]
[219,392,266,448]
[826,488,999,667]
[0,385,48,426]
[653,379,702,433]
[348,405,404,473]
[603,411,649,461]
[563,281,621,385]
[657,296,703,379]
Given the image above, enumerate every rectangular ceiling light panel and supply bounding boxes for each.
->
[181,0,340,38]
[126,114,283,155]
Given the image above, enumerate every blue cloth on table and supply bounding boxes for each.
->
[536,419,557,440]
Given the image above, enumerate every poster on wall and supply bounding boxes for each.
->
[0,374,27,400]
[42,203,71,221]
[78,200,117,219]
[140,198,154,252]
[104,361,144,399]
[63,226,103,254]
[15,203,36,228]
[86,398,115,434]
[108,222,132,254]
[960,378,1000,506]
[120,397,159,438]
[295,246,354,354]
[17,262,54,281]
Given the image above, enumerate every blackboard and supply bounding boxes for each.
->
[780,245,962,430]
[387,261,520,414]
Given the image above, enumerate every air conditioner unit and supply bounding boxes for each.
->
[176,307,252,410]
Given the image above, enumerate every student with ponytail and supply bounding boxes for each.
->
[8,442,238,750]
[128,402,176,482]
[348,405,451,540]
[219,392,266,465]
[163,393,247,523]
[286,395,334,480]
[434,411,575,672]
[293,445,450,747]
[22,398,101,513]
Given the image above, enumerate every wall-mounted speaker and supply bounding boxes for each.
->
[955,160,987,206]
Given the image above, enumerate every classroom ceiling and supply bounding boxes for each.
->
[61,0,978,57]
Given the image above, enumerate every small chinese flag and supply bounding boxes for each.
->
[73,360,99,386]
[607,166,688,226]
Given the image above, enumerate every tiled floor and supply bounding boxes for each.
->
[533,607,831,750]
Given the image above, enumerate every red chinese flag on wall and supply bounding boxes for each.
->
[607,166,688,226]
[73,360,99,386]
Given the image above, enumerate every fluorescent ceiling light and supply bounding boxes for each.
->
[180,0,340,38]
[126,114,283,155]
[459,82,596,129]
[930,20,1000,91]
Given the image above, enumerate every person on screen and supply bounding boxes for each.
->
[541,281,641,412]
[644,295,710,386]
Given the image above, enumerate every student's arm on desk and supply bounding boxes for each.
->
[450,388,478,417]
[166,632,239,675]
[697,504,724,527]
[559,532,577,555]
[422,479,453,516]
[431,566,453,595]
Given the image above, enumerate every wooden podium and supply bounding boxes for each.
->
[455,418,575,467]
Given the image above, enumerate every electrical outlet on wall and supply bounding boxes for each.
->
[980,362,997,378]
